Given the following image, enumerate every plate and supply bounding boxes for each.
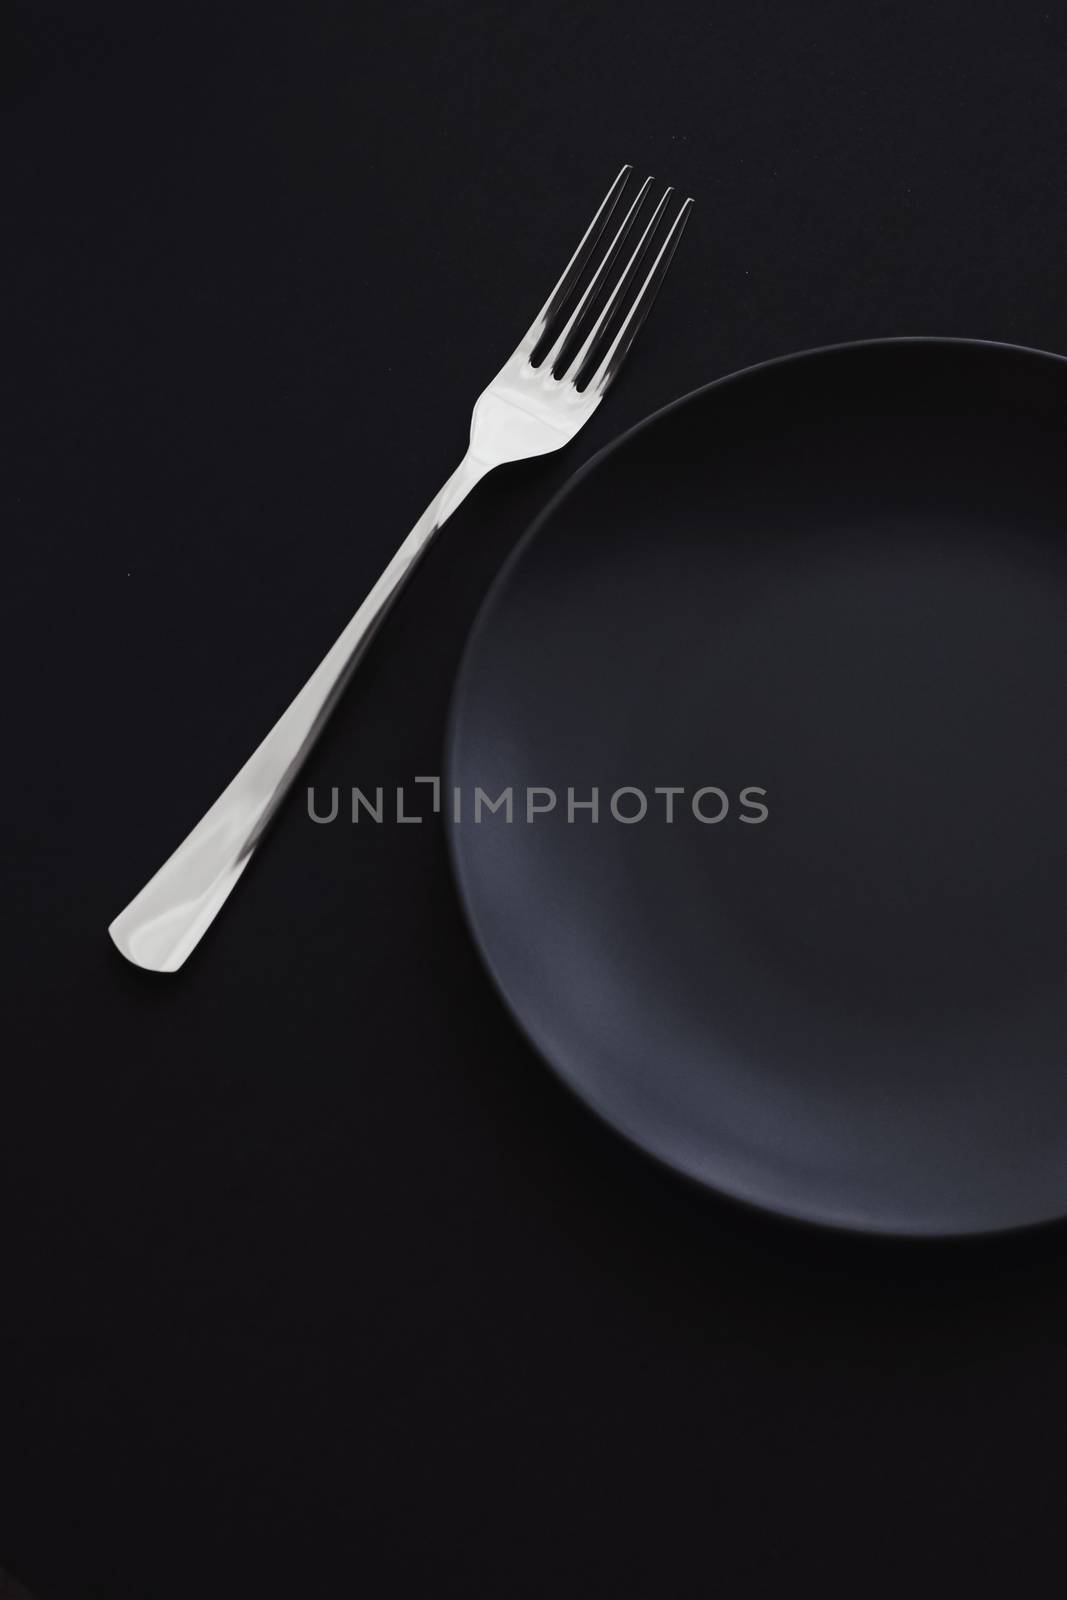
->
[446,339,1067,1235]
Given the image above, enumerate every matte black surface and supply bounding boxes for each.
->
[449,339,1067,1236]
[9,3,1067,1597]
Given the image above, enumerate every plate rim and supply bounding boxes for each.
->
[443,334,1067,1240]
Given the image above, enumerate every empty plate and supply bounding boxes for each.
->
[446,339,1067,1236]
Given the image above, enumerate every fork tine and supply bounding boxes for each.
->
[525,165,632,350]
[537,176,654,374]
[558,186,674,384]
[580,195,694,393]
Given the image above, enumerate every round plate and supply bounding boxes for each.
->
[445,339,1067,1236]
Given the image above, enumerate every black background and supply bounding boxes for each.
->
[6,2,1067,1595]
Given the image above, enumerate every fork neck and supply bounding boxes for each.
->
[433,450,493,531]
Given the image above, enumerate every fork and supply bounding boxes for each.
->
[109,166,693,971]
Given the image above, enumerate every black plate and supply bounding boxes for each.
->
[446,339,1067,1237]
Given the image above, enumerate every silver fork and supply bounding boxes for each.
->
[110,167,693,971]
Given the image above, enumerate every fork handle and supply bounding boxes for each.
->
[109,451,491,972]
